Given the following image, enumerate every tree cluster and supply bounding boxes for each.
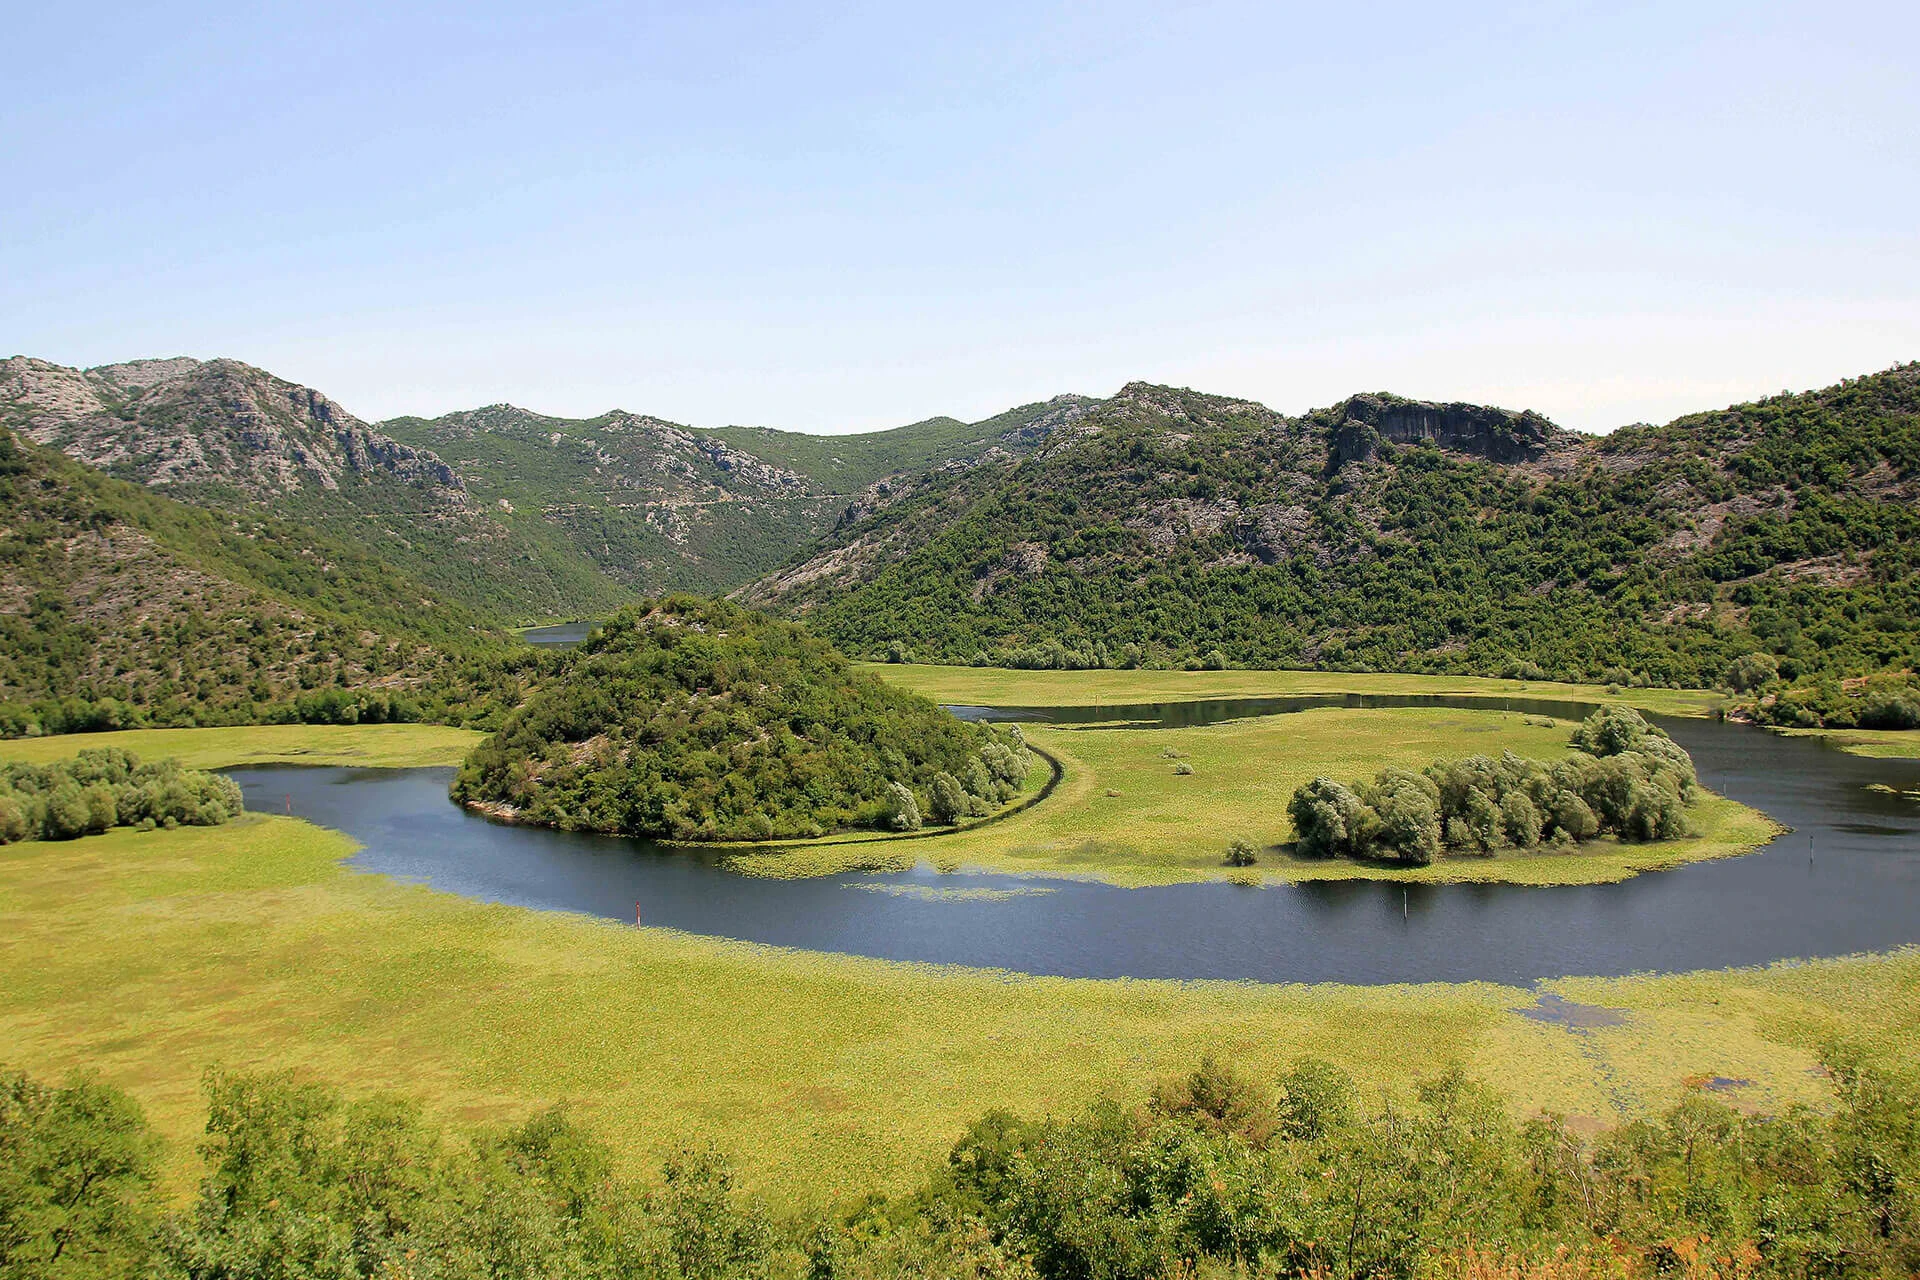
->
[0,747,243,843]
[452,597,1029,841]
[1286,707,1696,866]
[1744,670,1920,731]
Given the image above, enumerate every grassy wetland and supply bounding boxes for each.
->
[863,662,1730,718]
[1,804,1913,1212]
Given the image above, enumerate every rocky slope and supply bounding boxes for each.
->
[0,424,521,733]
[380,395,1098,599]
[0,356,633,620]
[744,367,1920,688]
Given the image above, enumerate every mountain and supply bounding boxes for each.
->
[0,356,634,621]
[3,355,1100,622]
[742,367,1920,689]
[377,394,1098,597]
[0,422,528,734]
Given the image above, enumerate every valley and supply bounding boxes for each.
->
[5,357,1919,1277]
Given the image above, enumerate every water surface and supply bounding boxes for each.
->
[228,697,1920,985]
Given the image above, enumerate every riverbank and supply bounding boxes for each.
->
[731,706,1780,886]
[1767,725,1920,759]
[867,664,1728,718]
[0,809,1910,1208]
[3,705,1778,887]
[0,722,483,770]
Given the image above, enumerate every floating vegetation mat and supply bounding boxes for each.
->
[849,883,1058,902]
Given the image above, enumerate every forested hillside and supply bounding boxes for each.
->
[0,356,634,621]
[382,394,1097,598]
[745,366,1920,689]
[3,354,1101,621]
[453,596,1023,840]
[0,425,542,735]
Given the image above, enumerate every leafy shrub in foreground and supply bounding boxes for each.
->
[6,1048,1919,1279]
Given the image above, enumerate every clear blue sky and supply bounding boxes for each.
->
[4,1,1915,434]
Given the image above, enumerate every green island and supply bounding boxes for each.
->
[451,597,1035,840]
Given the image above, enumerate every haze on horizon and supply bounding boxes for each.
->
[3,0,1916,437]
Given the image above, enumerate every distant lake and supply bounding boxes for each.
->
[520,620,595,646]
[227,697,1920,985]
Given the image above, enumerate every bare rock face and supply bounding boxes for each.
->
[1,355,465,500]
[1328,392,1567,467]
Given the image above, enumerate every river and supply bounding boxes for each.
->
[226,696,1920,985]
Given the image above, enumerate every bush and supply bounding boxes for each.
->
[1223,839,1258,867]
[0,749,242,843]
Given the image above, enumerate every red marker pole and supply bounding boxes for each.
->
[285,795,292,815]
[634,900,642,927]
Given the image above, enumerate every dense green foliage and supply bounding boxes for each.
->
[0,747,242,842]
[1288,708,1696,865]
[1745,671,1920,731]
[7,1051,1918,1279]
[452,597,1027,840]
[0,426,552,738]
[767,367,1920,692]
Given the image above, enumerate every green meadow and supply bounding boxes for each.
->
[2,809,1911,1212]
[864,663,1729,718]
[737,704,1778,885]
[0,722,483,770]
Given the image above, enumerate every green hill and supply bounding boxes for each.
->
[0,424,537,735]
[743,366,1920,689]
[0,356,635,623]
[451,596,1026,840]
[382,396,1099,602]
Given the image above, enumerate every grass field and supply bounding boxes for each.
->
[2,812,1910,1211]
[868,664,1728,718]
[1770,725,1920,759]
[0,723,483,771]
[736,707,1778,885]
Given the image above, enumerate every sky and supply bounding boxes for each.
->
[3,1,1916,435]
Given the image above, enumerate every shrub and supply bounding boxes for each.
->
[1223,839,1258,867]
[1286,710,1698,864]
[1724,651,1779,692]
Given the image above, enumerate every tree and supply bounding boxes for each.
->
[1364,768,1442,864]
[928,772,968,826]
[1222,839,1258,867]
[1724,652,1778,693]
[882,782,922,832]
[0,1071,161,1276]
[1287,778,1373,859]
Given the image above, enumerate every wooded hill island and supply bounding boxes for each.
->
[4,353,1920,1280]
[451,597,1036,841]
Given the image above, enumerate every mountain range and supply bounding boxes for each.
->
[3,352,1916,726]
